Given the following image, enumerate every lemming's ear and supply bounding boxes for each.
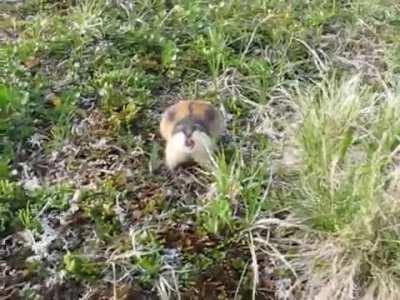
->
[166,106,176,122]
[204,107,216,122]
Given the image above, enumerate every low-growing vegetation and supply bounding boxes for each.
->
[1,0,400,299]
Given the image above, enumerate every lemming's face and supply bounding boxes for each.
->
[171,118,208,150]
[170,130,213,155]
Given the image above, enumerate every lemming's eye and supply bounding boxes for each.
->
[194,124,202,131]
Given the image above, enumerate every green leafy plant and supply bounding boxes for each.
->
[18,204,42,232]
[201,195,233,235]
[0,84,33,141]
[81,182,121,241]
[63,252,102,282]
[0,179,27,235]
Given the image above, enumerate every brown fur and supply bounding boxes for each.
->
[160,100,224,142]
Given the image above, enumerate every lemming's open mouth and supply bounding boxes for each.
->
[185,138,195,148]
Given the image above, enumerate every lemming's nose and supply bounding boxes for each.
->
[185,138,195,148]
[183,127,194,137]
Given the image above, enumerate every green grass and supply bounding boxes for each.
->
[1,0,400,299]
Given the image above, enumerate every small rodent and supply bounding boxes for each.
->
[159,100,224,170]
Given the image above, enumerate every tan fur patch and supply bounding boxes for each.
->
[160,100,223,141]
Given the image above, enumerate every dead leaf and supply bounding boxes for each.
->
[23,57,40,69]
[45,92,62,108]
